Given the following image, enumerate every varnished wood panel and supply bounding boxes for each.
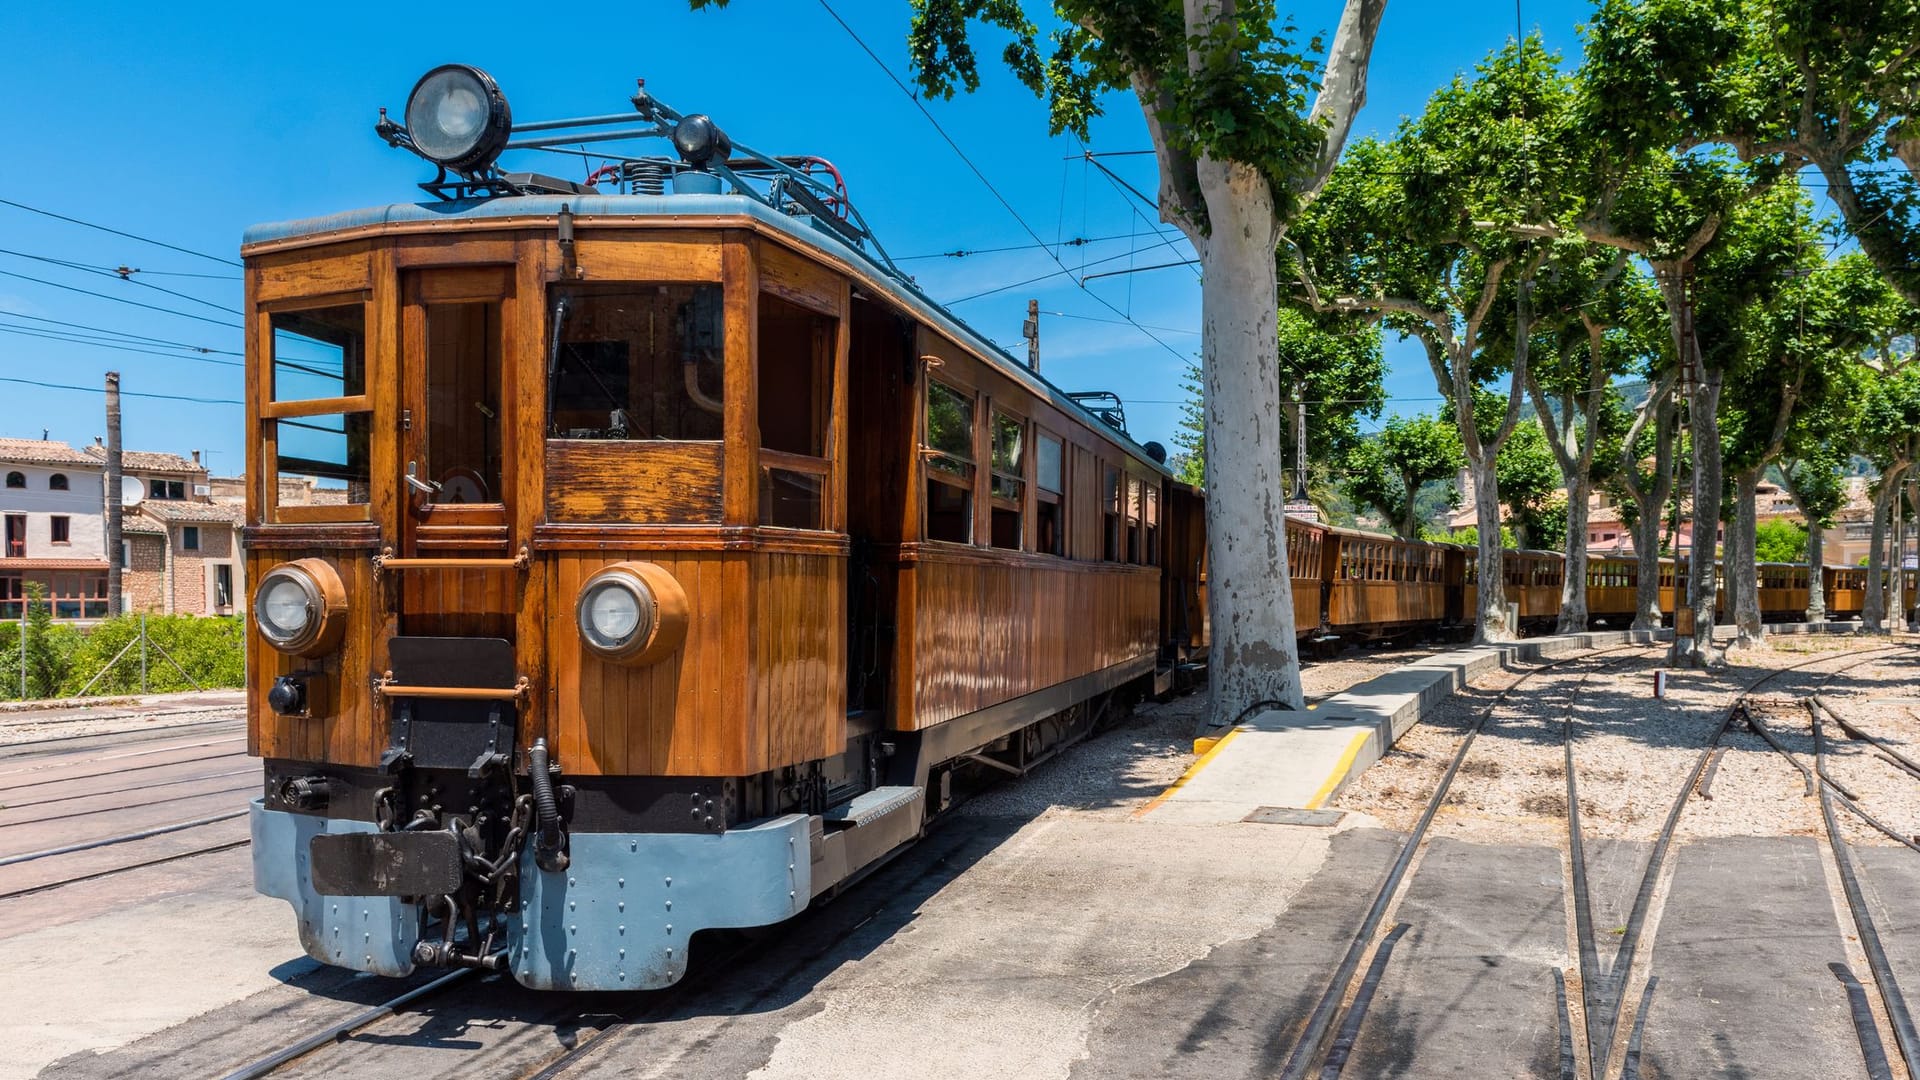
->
[759,241,844,316]
[750,551,847,765]
[252,243,373,302]
[899,553,1159,731]
[544,441,723,523]
[246,548,389,768]
[574,232,724,282]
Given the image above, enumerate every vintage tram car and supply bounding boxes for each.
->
[244,67,1206,991]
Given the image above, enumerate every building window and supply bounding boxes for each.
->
[182,526,200,551]
[50,572,108,619]
[120,540,131,569]
[4,472,22,489]
[50,516,68,544]
[0,573,19,619]
[4,513,22,558]
[48,473,67,491]
[215,564,233,609]
[149,479,186,500]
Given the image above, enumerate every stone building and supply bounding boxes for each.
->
[0,436,243,622]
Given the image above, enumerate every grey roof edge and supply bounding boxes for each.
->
[243,194,1184,478]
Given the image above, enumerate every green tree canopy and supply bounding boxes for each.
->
[1342,412,1464,539]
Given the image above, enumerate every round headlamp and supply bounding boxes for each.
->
[671,114,731,169]
[253,559,348,657]
[404,64,513,173]
[575,562,688,666]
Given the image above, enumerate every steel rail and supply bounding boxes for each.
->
[0,781,256,828]
[1274,641,1653,1080]
[0,733,245,777]
[0,838,250,901]
[0,743,249,791]
[1821,776,1920,1079]
[1833,962,1898,1080]
[1587,645,1910,1078]
[0,809,246,867]
[0,767,254,811]
[1816,696,1920,782]
[215,969,477,1080]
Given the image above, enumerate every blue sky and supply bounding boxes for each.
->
[0,0,1595,471]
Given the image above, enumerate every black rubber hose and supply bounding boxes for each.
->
[529,739,566,870]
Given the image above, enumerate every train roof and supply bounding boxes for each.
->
[243,192,1178,479]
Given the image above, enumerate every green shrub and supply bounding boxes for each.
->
[58,614,246,696]
[0,586,82,700]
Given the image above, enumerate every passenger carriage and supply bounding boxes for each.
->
[245,67,1198,991]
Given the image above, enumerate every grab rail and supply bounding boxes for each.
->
[373,545,530,573]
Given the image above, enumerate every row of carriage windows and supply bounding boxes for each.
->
[259,289,1148,551]
[925,379,1158,564]
[1336,542,1444,583]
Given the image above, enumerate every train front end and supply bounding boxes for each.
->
[243,67,889,990]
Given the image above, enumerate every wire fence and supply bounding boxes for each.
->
[1,591,243,702]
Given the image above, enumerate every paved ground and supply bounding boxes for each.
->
[10,639,1920,1079]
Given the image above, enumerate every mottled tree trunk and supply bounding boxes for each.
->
[1559,489,1592,633]
[1469,455,1512,643]
[1806,521,1826,622]
[1685,369,1725,666]
[1731,466,1764,649]
[1196,158,1304,721]
[1862,465,1906,633]
[1625,388,1677,631]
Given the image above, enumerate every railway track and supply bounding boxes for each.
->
[1281,639,1920,1080]
[0,722,254,902]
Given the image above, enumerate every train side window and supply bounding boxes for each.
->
[1103,467,1122,561]
[925,381,974,544]
[758,293,836,529]
[548,284,724,441]
[1144,484,1160,566]
[1125,477,1144,564]
[989,411,1024,550]
[1035,429,1064,556]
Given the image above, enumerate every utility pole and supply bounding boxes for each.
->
[105,371,123,616]
[1291,380,1309,503]
[1023,300,1039,372]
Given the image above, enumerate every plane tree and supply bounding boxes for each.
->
[1342,412,1462,540]
[1293,37,1572,642]
[860,0,1389,721]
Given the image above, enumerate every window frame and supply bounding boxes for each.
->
[922,378,977,545]
[986,408,1026,551]
[4,472,22,489]
[181,525,201,552]
[1033,427,1065,558]
[50,515,69,545]
[259,292,377,524]
[48,473,67,491]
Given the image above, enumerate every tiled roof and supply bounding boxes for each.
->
[0,557,111,571]
[83,445,202,473]
[0,438,99,467]
[121,516,167,535]
[140,501,243,524]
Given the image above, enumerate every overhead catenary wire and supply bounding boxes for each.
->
[896,229,1185,262]
[0,267,243,330]
[0,374,241,406]
[815,0,1193,364]
[0,196,242,268]
[0,247,241,316]
[0,309,240,353]
[0,324,246,368]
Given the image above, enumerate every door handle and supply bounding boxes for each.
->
[405,461,440,497]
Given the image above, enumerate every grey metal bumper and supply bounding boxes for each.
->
[250,798,421,977]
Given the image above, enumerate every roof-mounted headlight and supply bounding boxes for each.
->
[405,64,513,173]
[254,559,348,658]
[575,562,688,666]
[671,114,731,169]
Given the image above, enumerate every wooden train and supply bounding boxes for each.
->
[1281,514,1905,638]
[243,67,1211,991]
[245,68,1905,992]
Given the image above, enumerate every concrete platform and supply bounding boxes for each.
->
[1140,630,1672,825]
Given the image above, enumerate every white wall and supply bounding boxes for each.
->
[0,464,107,559]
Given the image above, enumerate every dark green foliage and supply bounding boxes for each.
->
[0,584,81,700]
[902,0,1329,220]
[1496,421,1564,548]
[1342,412,1463,539]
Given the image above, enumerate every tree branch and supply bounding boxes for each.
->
[1299,0,1387,205]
